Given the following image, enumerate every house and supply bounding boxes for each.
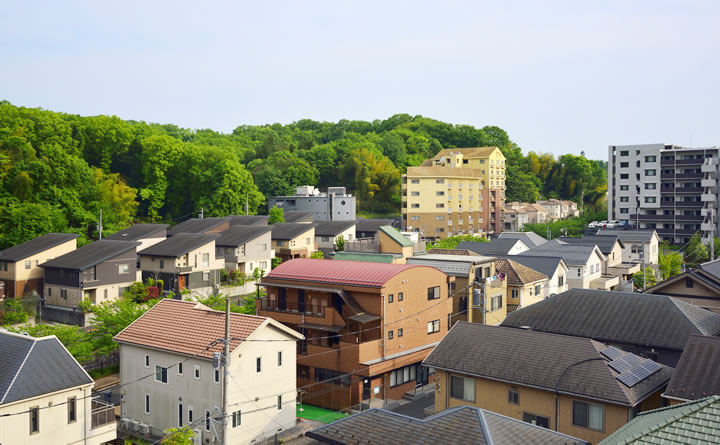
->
[560,235,639,284]
[423,322,673,444]
[270,223,317,261]
[166,217,230,237]
[314,220,356,256]
[282,211,314,223]
[494,258,548,313]
[104,224,169,251]
[501,288,720,367]
[599,396,720,445]
[0,233,79,299]
[457,238,529,256]
[662,335,720,404]
[306,406,589,445]
[497,231,548,248]
[344,225,419,263]
[537,199,563,221]
[522,203,549,224]
[406,254,507,325]
[41,240,139,325]
[503,208,530,231]
[113,298,303,444]
[227,214,269,226]
[521,239,617,290]
[355,218,396,239]
[644,258,720,313]
[257,258,452,410]
[595,229,660,265]
[0,331,116,445]
[138,233,225,297]
[492,255,569,296]
[214,225,274,277]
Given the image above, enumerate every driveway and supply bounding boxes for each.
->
[390,392,435,419]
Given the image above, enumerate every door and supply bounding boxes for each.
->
[278,287,287,311]
[416,364,429,386]
[298,289,306,313]
[179,275,186,291]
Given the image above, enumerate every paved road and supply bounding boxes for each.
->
[390,392,434,419]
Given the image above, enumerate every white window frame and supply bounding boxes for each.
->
[144,354,150,368]
[232,410,241,428]
[177,362,183,375]
[214,369,220,384]
[450,375,475,402]
[118,263,129,274]
[155,365,168,384]
[277,351,282,367]
[256,356,262,374]
[194,365,200,380]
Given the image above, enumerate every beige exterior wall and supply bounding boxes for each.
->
[546,262,569,296]
[120,323,298,444]
[136,236,166,252]
[605,243,624,269]
[508,279,548,309]
[433,370,660,444]
[315,226,355,251]
[0,384,115,445]
[272,228,316,252]
[623,239,659,265]
[567,250,606,289]
[140,241,224,275]
[0,239,78,282]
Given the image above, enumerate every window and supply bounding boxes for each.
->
[297,365,310,379]
[205,410,211,432]
[411,179,420,184]
[145,394,150,414]
[202,271,210,281]
[276,351,282,367]
[410,215,419,221]
[398,292,403,301]
[572,400,604,430]
[30,406,39,434]
[411,204,420,208]
[188,406,194,423]
[388,294,393,303]
[523,412,550,428]
[398,328,403,337]
[508,389,519,404]
[277,395,283,411]
[620,208,629,214]
[155,366,168,383]
[315,368,351,386]
[427,319,440,334]
[427,286,440,300]
[411,191,420,196]
[686,278,694,288]
[645,155,656,162]
[277,240,285,247]
[511,289,518,299]
[491,295,502,311]
[232,410,242,428]
[214,369,220,383]
[620,162,628,168]
[68,397,77,423]
[194,365,200,380]
[645,183,656,189]
[645,197,656,203]
[306,237,312,245]
[256,357,262,373]
[61,288,68,299]
[178,403,183,426]
[144,354,150,368]
[559,275,564,287]
[118,263,129,274]
[620,185,629,191]
[388,330,394,340]
[202,253,209,267]
[436,191,445,196]
[435,215,444,221]
[436,203,445,208]
[390,364,417,387]
[25,260,31,269]
[177,362,183,375]
[534,285,541,296]
[577,268,581,277]
[620,150,629,156]
[645,169,656,176]
[436,179,445,184]
[620,174,629,180]
[620,196,628,202]
[321,236,330,243]
[450,375,475,402]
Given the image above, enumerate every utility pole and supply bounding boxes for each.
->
[711,210,715,261]
[546,227,551,241]
[199,208,204,220]
[221,298,230,445]
[481,281,487,325]
[98,209,103,240]
[642,243,646,291]
[245,193,249,216]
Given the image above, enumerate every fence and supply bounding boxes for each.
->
[91,399,116,429]
[83,351,120,373]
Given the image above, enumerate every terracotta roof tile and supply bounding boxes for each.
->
[114,299,268,358]
[494,259,547,285]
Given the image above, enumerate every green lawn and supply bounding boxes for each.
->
[296,404,349,424]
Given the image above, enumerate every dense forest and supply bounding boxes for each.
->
[0,101,607,248]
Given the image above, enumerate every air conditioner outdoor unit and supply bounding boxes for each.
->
[120,418,130,429]
[131,420,141,432]
[139,423,150,435]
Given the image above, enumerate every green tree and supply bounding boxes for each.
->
[268,206,285,224]
[161,426,195,444]
[310,251,324,259]
[88,297,160,355]
[335,235,345,251]
[684,233,709,265]
[658,249,684,280]
[428,235,489,250]
[633,267,657,291]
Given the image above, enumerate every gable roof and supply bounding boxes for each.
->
[407,254,495,278]
[314,220,356,237]
[355,218,396,234]
[599,395,720,444]
[270,222,317,240]
[560,235,624,255]
[378,226,413,247]
[492,254,567,278]
[431,146,504,159]
[114,299,302,359]
[596,229,659,243]
[697,258,720,281]
[282,211,314,223]
[104,224,168,241]
[0,233,79,262]
[263,258,436,288]
[227,215,269,226]
[138,233,219,258]
[643,269,720,297]
[457,239,525,255]
[426,248,481,256]
[501,289,720,350]
[424,322,672,407]
[332,252,398,263]
[306,405,589,445]
[41,239,139,271]
[497,231,547,248]
[663,335,720,402]
[0,331,92,405]
[167,217,229,236]
[495,259,547,285]
[214,225,272,248]
[522,239,605,265]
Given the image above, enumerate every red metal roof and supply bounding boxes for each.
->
[265,258,429,287]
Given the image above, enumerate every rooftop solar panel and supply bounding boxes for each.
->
[601,346,624,360]
[618,371,642,387]
[623,354,644,367]
[609,358,633,373]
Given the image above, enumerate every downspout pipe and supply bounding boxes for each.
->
[553,358,604,431]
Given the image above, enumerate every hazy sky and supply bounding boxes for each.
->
[1,1,718,160]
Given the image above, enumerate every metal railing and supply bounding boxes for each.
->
[91,399,115,429]
[259,298,326,316]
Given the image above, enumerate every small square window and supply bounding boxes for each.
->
[398,328,403,337]
[194,365,200,380]
[118,264,129,274]
[256,357,262,373]
[508,389,519,404]
[398,292,403,301]
[388,294,393,303]
[388,330,394,340]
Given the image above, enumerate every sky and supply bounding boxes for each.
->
[1,1,718,160]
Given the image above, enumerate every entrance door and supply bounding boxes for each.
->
[279,287,287,311]
[178,275,186,291]
[416,364,429,386]
[298,289,306,313]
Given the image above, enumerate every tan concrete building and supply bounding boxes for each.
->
[0,233,79,299]
[402,147,506,239]
[0,331,116,445]
[270,223,317,261]
[495,258,549,313]
[424,323,672,444]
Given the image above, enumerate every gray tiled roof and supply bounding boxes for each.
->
[596,229,658,243]
[41,239,139,271]
[314,220,356,236]
[560,235,623,255]
[104,224,168,241]
[271,222,317,240]
[497,231,548,248]
[697,258,720,281]
[306,406,589,445]
[423,322,672,406]
[138,233,219,258]
[664,335,720,401]
[214,226,272,248]
[522,239,604,265]
[355,218,396,233]
[492,254,566,278]
[457,239,523,255]
[227,215,269,226]
[282,211,314,223]
[167,217,229,236]
[0,233,79,262]
[0,331,93,405]
[501,288,720,350]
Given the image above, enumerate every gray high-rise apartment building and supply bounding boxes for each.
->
[269,186,356,221]
[608,144,719,245]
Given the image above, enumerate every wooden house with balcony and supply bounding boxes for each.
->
[257,258,452,410]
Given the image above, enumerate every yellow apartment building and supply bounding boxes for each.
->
[402,147,506,239]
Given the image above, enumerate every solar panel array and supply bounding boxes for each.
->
[604,349,663,388]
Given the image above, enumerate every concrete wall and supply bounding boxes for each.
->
[270,193,357,221]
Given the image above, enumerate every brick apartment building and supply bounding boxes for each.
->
[257,258,452,410]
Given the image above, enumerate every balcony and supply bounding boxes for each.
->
[702,223,715,231]
[345,238,380,253]
[91,400,115,429]
[702,193,716,202]
[672,201,704,208]
[662,187,704,194]
[661,172,703,179]
[702,159,717,174]
[259,298,327,317]
[590,274,620,290]
[661,158,705,166]
[656,228,697,235]
[702,179,717,189]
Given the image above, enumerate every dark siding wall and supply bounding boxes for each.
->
[44,267,80,287]
[85,250,138,287]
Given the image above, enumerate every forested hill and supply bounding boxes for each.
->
[0,101,607,248]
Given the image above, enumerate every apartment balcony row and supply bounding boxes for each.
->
[660,158,706,166]
[629,214,703,222]
[702,179,717,189]
[665,201,704,208]
[702,193,717,202]
[701,223,716,232]
[656,228,699,235]
[660,187,704,194]
[661,172,703,179]
[259,298,328,317]
[702,159,718,175]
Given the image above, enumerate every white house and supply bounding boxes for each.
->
[0,331,116,445]
[114,299,304,445]
[313,220,356,256]
[521,240,615,290]
[596,229,660,265]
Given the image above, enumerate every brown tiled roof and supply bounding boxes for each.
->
[113,299,288,358]
[522,204,548,212]
[494,259,547,285]
[426,249,480,256]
